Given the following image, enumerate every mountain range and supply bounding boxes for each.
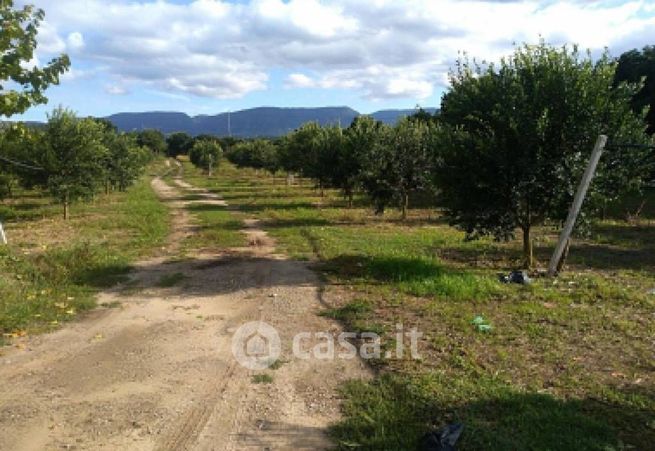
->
[105,106,438,138]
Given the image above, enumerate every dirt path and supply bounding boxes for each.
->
[0,166,369,450]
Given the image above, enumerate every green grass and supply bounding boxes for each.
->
[0,164,169,337]
[331,374,643,450]
[252,373,274,384]
[182,205,245,251]
[183,161,655,450]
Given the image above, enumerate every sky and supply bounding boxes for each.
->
[11,0,655,121]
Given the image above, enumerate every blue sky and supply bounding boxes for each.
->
[12,0,655,121]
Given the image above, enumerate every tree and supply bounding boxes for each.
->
[166,132,193,157]
[614,46,655,135]
[284,122,337,195]
[136,129,167,155]
[228,139,279,174]
[104,133,151,192]
[359,118,436,218]
[436,42,651,267]
[189,139,222,175]
[40,108,108,219]
[333,116,384,207]
[0,1,70,117]
[0,123,47,190]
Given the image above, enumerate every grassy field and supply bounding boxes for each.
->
[0,160,170,340]
[183,160,655,450]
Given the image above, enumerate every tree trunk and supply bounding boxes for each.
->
[522,225,533,269]
[63,193,70,220]
[348,192,354,209]
[401,192,409,220]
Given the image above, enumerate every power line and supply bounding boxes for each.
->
[0,154,45,171]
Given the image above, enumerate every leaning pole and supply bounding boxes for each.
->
[547,135,608,277]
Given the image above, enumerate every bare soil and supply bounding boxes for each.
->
[0,168,369,450]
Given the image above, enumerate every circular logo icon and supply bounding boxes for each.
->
[231,321,281,370]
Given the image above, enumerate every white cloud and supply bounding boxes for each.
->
[25,0,655,102]
[105,84,129,95]
[285,73,316,88]
[66,32,85,51]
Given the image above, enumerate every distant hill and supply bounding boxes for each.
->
[6,107,438,137]
[370,108,438,124]
[104,106,438,137]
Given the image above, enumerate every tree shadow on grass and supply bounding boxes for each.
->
[331,374,655,450]
[321,254,458,282]
[437,237,655,272]
[564,242,655,270]
[260,217,333,229]
[320,254,498,300]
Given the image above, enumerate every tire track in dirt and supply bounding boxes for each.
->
[0,160,370,451]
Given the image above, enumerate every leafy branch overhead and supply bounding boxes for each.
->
[1,1,70,117]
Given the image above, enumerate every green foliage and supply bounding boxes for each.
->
[331,116,383,205]
[40,108,109,217]
[136,129,167,154]
[166,132,193,157]
[436,42,651,264]
[0,123,46,190]
[615,45,655,135]
[189,139,222,173]
[228,139,279,173]
[103,133,152,191]
[0,1,70,117]
[0,172,14,200]
[283,122,331,187]
[360,118,437,217]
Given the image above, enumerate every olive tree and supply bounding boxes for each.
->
[436,42,651,267]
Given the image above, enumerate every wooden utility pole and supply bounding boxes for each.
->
[547,135,607,276]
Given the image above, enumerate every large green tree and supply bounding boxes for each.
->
[335,116,385,208]
[437,42,651,267]
[282,122,335,194]
[40,108,108,219]
[0,1,70,117]
[360,118,436,218]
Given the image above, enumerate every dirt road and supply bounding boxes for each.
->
[0,169,368,450]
